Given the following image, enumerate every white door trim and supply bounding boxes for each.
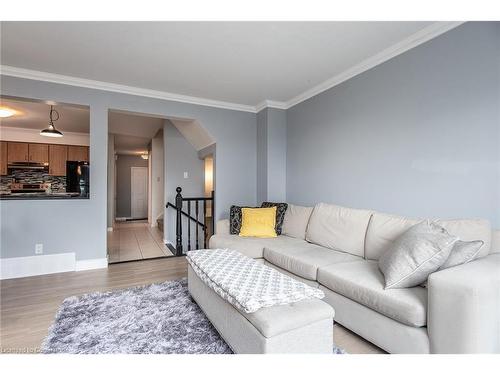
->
[131,166,148,219]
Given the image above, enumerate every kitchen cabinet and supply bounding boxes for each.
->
[28,143,49,163]
[49,145,68,176]
[67,146,89,162]
[0,141,7,175]
[7,142,29,163]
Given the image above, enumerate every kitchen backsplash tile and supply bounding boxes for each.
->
[0,169,66,193]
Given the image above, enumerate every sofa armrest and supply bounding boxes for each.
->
[491,229,500,254]
[216,219,230,235]
[427,254,500,353]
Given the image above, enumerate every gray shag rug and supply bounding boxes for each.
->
[42,278,345,354]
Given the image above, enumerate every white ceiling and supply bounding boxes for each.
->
[0,21,459,110]
[170,119,215,151]
[109,110,164,154]
[109,111,164,138]
[113,134,151,155]
[0,97,89,133]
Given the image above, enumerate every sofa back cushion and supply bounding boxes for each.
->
[492,229,500,254]
[281,204,314,240]
[305,203,372,257]
[365,213,422,260]
[435,218,491,257]
[366,212,492,260]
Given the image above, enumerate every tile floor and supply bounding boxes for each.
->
[107,220,174,263]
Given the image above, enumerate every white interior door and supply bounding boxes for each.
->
[131,167,148,219]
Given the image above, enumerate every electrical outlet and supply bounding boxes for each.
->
[183,171,189,179]
[35,243,43,255]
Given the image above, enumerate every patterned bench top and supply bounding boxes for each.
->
[186,249,324,313]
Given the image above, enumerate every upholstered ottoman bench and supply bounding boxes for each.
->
[187,249,335,354]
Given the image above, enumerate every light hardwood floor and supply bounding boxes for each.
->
[107,221,174,263]
[0,257,385,354]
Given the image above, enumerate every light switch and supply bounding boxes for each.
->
[183,172,189,179]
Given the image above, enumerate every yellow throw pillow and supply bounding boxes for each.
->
[239,207,277,238]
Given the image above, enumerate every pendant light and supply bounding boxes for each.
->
[40,105,63,137]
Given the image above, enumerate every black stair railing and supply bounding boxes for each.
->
[167,187,214,256]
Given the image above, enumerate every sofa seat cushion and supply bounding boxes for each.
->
[209,234,306,259]
[244,298,334,338]
[264,242,362,281]
[317,261,427,327]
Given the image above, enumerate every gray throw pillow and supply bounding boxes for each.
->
[378,221,457,289]
[261,202,288,235]
[439,240,484,270]
[229,205,255,234]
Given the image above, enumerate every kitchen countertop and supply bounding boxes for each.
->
[0,192,89,200]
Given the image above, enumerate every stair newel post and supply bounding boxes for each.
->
[211,190,215,236]
[187,201,191,252]
[195,201,199,250]
[203,199,207,249]
[175,186,183,256]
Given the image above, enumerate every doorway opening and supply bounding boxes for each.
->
[106,110,217,262]
[203,154,215,238]
[107,110,172,264]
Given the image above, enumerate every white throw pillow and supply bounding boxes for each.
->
[439,240,484,270]
[436,218,491,257]
[281,204,314,240]
[378,221,457,289]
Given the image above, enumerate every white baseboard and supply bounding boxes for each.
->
[75,258,108,271]
[0,254,108,280]
[0,253,76,280]
[107,227,114,232]
[115,217,130,222]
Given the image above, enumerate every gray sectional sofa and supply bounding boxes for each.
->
[209,202,500,354]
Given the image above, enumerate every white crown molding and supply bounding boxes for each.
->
[285,21,464,109]
[255,100,288,112]
[0,22,463,113]
[0,65,257,113]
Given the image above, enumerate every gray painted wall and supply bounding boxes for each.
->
[256,109,268,203]
[266,108,287,202]
[286,22,500,227]
[164,121,205,245]
[115,155,148,218]
[151,130,164,224]
[0,76,256,261]
[256,108,287,203]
